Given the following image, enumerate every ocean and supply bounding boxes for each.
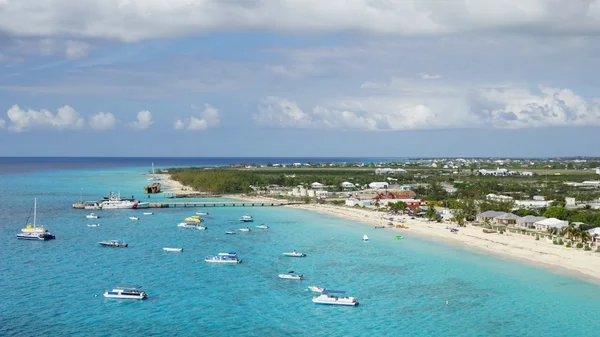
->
[1,158,600,336]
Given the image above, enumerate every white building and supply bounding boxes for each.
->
[341,182,355,190]
[486,193,514,201]
[514,199,552,209]
[534,218,568,231]
[516,215,547,228]
[345,198,372,207]
[478,168,509,176]
[375,168,407,175]
[368,182,389,189]
[596,168,600,175]
[521,171,535,176]
[311,182,326,190]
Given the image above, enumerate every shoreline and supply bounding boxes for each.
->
[226,194,600,283]
[160,178,600,283]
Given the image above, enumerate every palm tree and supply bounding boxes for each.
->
[373,197,381,209]
[564,223,577,241]
[579,228,591,244]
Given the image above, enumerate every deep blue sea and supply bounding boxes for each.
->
[2,158,600,336]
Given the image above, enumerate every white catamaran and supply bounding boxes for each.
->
[17,198,56,241]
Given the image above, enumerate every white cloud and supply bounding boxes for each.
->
[1,1,600,42]
[0,118,5,129]
[5,104,85,132]
[174,104,220,131]
[90,112,116,131]
[419,73,442,80]
[129,110,153,130]
[65,40,91,59]
[34,39,90,59]
[254,80,600,131]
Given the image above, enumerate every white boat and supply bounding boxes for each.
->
[278,272,303,280]
[147,162,162,181]
[87,224,100,227]
[99,191,149,209]
[225,231,236,235]
[99,240,128,247]
[163,247,183,252]
[84,202,101,210]
[308,286,325,293]
[238,227,251,232]
[196,225,207,230]
[129,216,139,221]
[103,286,147,300]
[204,252,242,264]
[255,225,269,229]
[17,198,56,241]
[178,222,205,229]
[312,291,359,306]
[363,235,369,241]
[143,212,153,215]
[196,211,209,216]
[86,213,99,219]
[239,214,254,222]
[283,251,306,257]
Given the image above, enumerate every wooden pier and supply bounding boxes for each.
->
[73,201,299,209]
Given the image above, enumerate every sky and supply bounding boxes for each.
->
[1,0,600,157]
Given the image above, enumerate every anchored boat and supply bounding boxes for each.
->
[283,251,306,257]
[17,198,56,241]
[99,240,128,247]
[103,286,147,300]
[312,290,359,306]
[204,252,242,264]
[163,247,183,252]
[278,271,303,280]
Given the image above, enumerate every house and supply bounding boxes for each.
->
[375,168,407,174]
[341,182,355,191]
[521,171,535,176]
[514,199,551,209]
[478,168,509,176]
[516,215,546,228]
[486,193,514,201]
[345,198,372,207]
[534,218,568,231]
[494,213,521,225]
[476,211,507,223]
[311,182,326,190]
[368,182,389,189]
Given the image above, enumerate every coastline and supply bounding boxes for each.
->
[163,176,600,283]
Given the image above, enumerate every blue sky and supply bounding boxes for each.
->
[1,1,600,157]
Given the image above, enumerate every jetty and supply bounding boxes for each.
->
[73,201,299,209]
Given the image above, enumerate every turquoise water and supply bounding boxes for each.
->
[2,166,600,336]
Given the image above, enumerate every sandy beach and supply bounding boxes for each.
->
[223,194,600,282]
[151,173,185,193]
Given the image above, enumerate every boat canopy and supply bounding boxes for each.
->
[323,289,346,294]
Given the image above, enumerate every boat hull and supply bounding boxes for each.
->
[103,293,146,300]
[101,202,150,209]
[163,248,183,252]
[283,253,306,257]
[312,299,359,306]
[16,233,55,240]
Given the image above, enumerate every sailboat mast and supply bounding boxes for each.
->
[33,197,37,228]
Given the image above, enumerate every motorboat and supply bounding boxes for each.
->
[238,227,251,232]
[204,252,242,264]
[196,211,209,216]
[87,224,100,227]
[278,271,303,280]
[184,216,203,222]
[363,235,369,241]
[395,235,404,240]
[374,225,385,229]
[239,214,254,222]
[283,251,306,257]
[225,231,237,235]
[178,222,205,229]
[99,240,128,247]
[129,216,139,221]
[103,286,147,300]
[308,286,325,293]
[163,247,183,252]
[17,198,56,241]
[143,212,153,215]
[196,225,207,230]
[99,191,149,209]
[312,291,359,306]
[255,225,269,229]
[86,213,99,219]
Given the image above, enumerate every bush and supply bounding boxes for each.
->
[585,246,592,251]
[535,235,540,241]
[559,239,564,245]
[576,243,584,248]
[566,242,572,248]
[499,230,504,234]
[553,240,558,245]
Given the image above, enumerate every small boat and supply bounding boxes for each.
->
[185,216,203,222]
[143,212,153,215]
[283,251,306,257]
[278,271,303,280]
[99,240,128,247]
[196,225,207,230]
[86,213,99,219]
[239,214,254,222]
[204,252,242,264]
[238,227,251,232]
[17,198,56,241]
[129,216,139,221]
[374,225,385,229]
[312,290,359,306]
[87,224,100,227]
[196,211,209,216]
[308,286,325,293]
[163,247,183,252]
[178,222,206,230]
[103,286,147,300]
[255,225,269,229]
[363,235,369,241]
[395,235,403,240]
[225,231,236,235]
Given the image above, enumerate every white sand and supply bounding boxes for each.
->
[151,174,185,193]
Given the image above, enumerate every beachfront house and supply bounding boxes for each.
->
[534,218,568,231]
[369,182,389,189]
[494,213,521,225]
[311,182,326,190]
[516,215,547,229]
[341,182,355,191]
[345,198,371,207]
[476,211,507,223]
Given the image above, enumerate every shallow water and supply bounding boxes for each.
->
[2,164,600,336]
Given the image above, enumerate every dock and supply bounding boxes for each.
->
[72,201,299,209]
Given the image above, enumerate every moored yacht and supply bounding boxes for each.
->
[239,214,254,222]
[256,225,269,229]
[99,191,149,209]
[17,198,55,241]
[196,211,209,216]
[129,216,139,221]
[103,286,147,300]
[363,235,369,241]
[238,227,251,232]
[99,240,128,247]
[86,213,99,219]
[312,290,359,306]
[204,252,242,264]
[87,223,100,227]
[308,286,325,293]
[283,251,306,257]
[278,271,303,280]
[163,247,183,252]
